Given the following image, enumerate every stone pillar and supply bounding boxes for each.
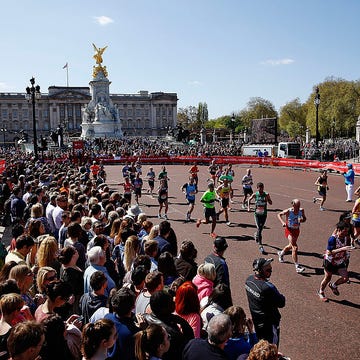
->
[356,116,360,143]
[212,129,216,143]
[306,127,310,144]
[200,127,206,145]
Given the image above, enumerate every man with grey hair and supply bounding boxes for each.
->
[183,313,232,360]
[83,246,115,296]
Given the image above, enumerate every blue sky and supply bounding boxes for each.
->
[1,0,359,119]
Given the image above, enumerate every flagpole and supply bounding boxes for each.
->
[66,64,69,87]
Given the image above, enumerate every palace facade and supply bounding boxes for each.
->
[0,86,177,144]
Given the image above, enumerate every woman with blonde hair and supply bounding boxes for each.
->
[8,264,36,318]
[192,263,216,302]
[123,235,140,272]
[36,266,57,295]
[36,236,60,275]
[109,218,122,242]
[28,202,52,235]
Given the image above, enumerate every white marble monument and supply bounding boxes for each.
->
[81,44,123,139]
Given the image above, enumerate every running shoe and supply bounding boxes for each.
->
[295,265,305,273]
[313,197,316,203]
[319,207,325,211]
[158,214,161,219]
[210,232,217,238]
[277,251,284,263]
[163,214,168,220]
[317,291,329,302]
[329,282,340,296]
[226,221,231,226]
[242,204,246,209]
[196,219,201,228]
[259,246,265,254]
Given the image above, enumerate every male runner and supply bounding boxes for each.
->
[277,199,306,273]
[181,176,198,222]
[197,182,217,238]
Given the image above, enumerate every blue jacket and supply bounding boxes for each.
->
[343,169,355,185]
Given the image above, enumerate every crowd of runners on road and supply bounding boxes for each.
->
[0,146,357,359]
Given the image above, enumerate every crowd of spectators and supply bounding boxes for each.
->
[0,150,288,360]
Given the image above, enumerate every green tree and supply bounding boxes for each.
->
[278,98,307,137]
[177,106,197,128]
[197,102,209,127]
[238,97,278,133]
[305,77,360,138]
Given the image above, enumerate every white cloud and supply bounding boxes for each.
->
[261,58,295,66]
[188,80,202,86]
[93,16,114,26]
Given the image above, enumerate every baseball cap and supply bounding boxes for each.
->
[347,163,353,168]
[253,258,273,271]
[214,236,228,251]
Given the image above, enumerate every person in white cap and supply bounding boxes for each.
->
[343,163,355,202]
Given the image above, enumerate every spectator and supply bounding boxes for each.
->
[200,284,232,332]
[0,293,24,360]
[143,290,194,360]
[134,324,170,360]
[84,246,115,297]
[58,245,84,314]
[183,313,232,360]
[81,318,117,360]
[35,236,61,275]
[135,270,164,314]
[80,271,108,324]
[192,263,216,302]
[5,235,34,266]
[104,287,140,360]
[34,279,73,322]
[223,305,258,360]
[175,240,198,281]
[204,237,231,302]
[40,314,74,360]
[245,258,285,346]
[175,281,201,338]
[7,321,45,360]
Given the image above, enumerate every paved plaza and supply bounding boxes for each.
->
[105,163,359,360]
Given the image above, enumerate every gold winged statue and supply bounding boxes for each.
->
[92,43,108,65]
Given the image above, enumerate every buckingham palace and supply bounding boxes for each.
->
[0,87,178,144]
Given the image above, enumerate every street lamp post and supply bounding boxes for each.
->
[230,114,236,143]
[314,86,321,147]
[0,128,7,148]
[25,77,41,160]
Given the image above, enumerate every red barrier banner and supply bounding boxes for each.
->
[99,155,355,173]
[0,159,5,174]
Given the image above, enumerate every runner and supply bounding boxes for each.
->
[133,172,143,205]
[277,199,306,273]
[121,161,131,179]
[208,160,218,184]
[313,170,329,211]
[158,166,169,187]
[181,176,198,222]
[350,186,360,246]
[119,176,133,204]
[247,182,272,254]
[317,221,352,302]
[216,178,231,226]
[157,178,169,220]
[146,166,156,195]
[226,164,235,203]
[241,168,253,209]
[188,162,199,186]
[196,182,218,238]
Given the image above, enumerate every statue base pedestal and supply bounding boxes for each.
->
[81,121,122,139]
